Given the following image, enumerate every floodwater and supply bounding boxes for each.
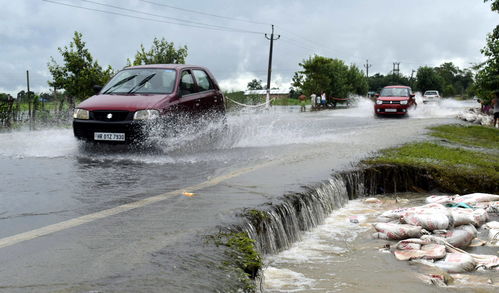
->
[0,98,478,292]
[261,195,498,293]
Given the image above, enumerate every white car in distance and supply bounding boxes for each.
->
[422,90,441,103]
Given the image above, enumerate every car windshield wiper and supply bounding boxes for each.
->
[127,74,156,94]
[102,75,137,94]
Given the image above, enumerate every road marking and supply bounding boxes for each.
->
[0,161,273,249]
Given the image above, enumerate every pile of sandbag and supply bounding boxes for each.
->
[372,193,499,275]
[457,108,493,126]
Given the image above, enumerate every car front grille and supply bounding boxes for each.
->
[381,101,401,104]
[90,110,132,121]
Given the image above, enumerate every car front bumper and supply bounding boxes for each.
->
[374,104,410,115]
[73,119,145,143]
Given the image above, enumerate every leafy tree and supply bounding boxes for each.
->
[292,55,367,98]
[48,31,113,107]
[475,0,499,102]
[247,79,263,90]
[416,66,443,93]
[128,37,188,66]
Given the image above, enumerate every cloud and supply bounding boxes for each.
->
[0,0,496,95]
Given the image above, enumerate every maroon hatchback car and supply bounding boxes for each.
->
[73,64,225,142]
[374,85,417,116]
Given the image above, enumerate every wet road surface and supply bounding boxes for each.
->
[0,99,472,292]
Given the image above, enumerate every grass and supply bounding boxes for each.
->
[365,142,499,178]
[429,124,499,150]
[364,124,499,193]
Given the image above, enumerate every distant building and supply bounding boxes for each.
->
[243,89,290,99]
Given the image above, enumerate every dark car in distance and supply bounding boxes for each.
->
[374,85,417,116]
[73,64,225,143]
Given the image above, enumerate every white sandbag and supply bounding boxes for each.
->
[434,253,476,273]
[450,208,476,227]
[373,223,423,240]
[379,208,409,222]
[437,225,477,248]
[483,221,499,230]
[487,229,499,242]
[396,241,421,251]
[450,208,488,227]
[402,207,453,231]
[475,201,499,214]
[454,193,499,204]
[420,244,446,260]
[394,243,446,261]
[471,209,489,226]
[425,195,455,205]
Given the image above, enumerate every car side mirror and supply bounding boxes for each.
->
[375,93,380,98]
[410,94,415,98]
[93,85,103,94]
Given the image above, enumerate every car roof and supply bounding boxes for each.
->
[383,85,411,89]
[125,64,207,70]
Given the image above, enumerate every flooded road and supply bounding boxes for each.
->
[0,99,473,292]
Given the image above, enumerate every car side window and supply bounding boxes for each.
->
[193,70,214,92]
[180,70,197,95]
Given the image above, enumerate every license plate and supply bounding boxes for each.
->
[94,132,125,141]
[385,109,397,112]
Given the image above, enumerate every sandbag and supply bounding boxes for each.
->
[401,208,454,231]
[483,221,499,230]
[434,253,476,273]
[425,195,455,205]
[450,208,488,227]
[394,242,446,261]
[373,223,423,240]
[379,208,409,222]
[420,244,447,260]
[436,225,477,248]
[454,193,499,204]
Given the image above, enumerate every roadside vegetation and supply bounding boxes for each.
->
[364,124,499,193]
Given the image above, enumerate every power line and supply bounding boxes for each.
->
[78,0,263,34]
[41,0,265,35]
[140,0,271,26]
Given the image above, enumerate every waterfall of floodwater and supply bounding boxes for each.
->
[242,171,366,256]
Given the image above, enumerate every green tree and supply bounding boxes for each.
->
[247,79,263,90]
[128,37,188,66]
[292,55,367,98]
[475,0,499,102]
[48,31,113,107]
[416,66,443,93]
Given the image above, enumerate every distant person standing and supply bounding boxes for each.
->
[492,91,499,128]
[316,94,321,107]
[321,92,327,107]
[310,93,316,109]
[299,94,306,112]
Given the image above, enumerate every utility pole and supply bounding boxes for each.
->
[393,62,400,76]
[265,24,280,109]
[26,70,32,129]
[364,59,372,78]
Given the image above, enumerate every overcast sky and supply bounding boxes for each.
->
[1,0,497,95]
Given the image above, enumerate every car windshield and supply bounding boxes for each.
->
[425,91,438,95]
[101,68,176,94]
[380,87,409,97]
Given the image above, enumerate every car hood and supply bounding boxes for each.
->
[377,96,409,101]
[76,94,170,111]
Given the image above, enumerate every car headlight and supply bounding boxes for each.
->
[73,108,89,120]
[133,109,160,120]
[376,100,383,105]
[400,100,408,105]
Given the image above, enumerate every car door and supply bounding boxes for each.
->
[192,69,223,113]
[178,69,202,114]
